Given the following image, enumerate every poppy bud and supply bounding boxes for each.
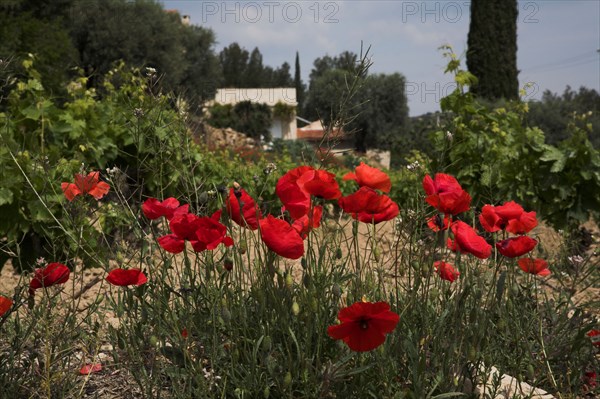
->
[263,386,270,399]
[283,371,292,388]
[262,336,272,352]
[303,275,311,288]
[301,258,307,269]
[285,273,293,289]
[335,248,343,259]
[223,258,233,271]
[149,335,159,347]
[373,246,381,262]
[221,307,231,322]
[291,302,300,316]
[332,283,342,297]
[238,242,247,254]
[310,298,318,312]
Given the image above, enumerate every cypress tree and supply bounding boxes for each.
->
[294,51,305,112]
[466,0,519,101]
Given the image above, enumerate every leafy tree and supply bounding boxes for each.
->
[179,25,222,106]
[220,43,250,87]
[69,0,187,90]
[0,0,78,95]
[466,0,519,100]
[304,68,408,153]
[526,86,600,147]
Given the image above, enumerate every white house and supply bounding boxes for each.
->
[211,88,297,140]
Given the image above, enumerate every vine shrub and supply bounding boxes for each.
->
[431,46,600,231]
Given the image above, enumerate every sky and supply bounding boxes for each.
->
[161,0,600,116]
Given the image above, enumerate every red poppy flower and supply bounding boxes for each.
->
[583,371,597,390]
[327,301,399,352]
[422,174,471,215]
[225,188,261,230]
[296,169,341,200]
[447,221,492,259]
[292,205,323,239]
[106,268,147,286]
[79,363,102,375]
[343,162,391,193]
[61,171,110,202]
[142,197,188,220]
[194,210,234,251]
[427,214,452,232]
[587,329,600,347]
[434,261,460,282]
[496,236,537,258]
[276,166,313,219]
[158,213,200,253]
[517,258,551,277]
[29,262,70,294]
[479,205,505,233]
[338,187,399,224]
[506,211,538,235]
[259,215,304,259]
[0,296,13,317]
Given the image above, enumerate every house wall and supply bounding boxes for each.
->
[212,88,297,141]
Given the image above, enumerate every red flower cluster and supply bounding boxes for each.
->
[142,197,189,220]
[434,261,460,282]
[479,201,538,234]
[343,162,391,193]
[0,296,13,317]
[447,221,492,259]
[155,208,234,254]
[29,262,70,295]
[423,173,471,216]
[496,236,538,258]
[339,165,399,225]
[62,171,110,202]
[106,269,147,286]
[587,329,600,347]
[226,188,262,230]
[79,363,102,375]
[327,301,399,352]
[517,258,551,277]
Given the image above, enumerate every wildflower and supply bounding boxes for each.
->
[79,363,102,375]
[158,211,233,253]
[517,258,551,277]
[61,171,110,201]
[327,301,399,352]
[225,187,261,230]
[276,166,341,219]
[427,214,451,232]
[422,173,471,215]
[568,255,584,267]
[587,329,600,347]
[194,210,234,251]
[447,221,492,259]
[275,165,313,219]
[496,236,537,258]
[142,197,188,220]
[259,215,304,259]
[29,262,70,294]
[479,201,537,234]
[343,162,391,193]
[338,187,399,224]
[0,296,13,317]
[434,261,460,282]
[296,168,341,200]
[292,205,323,239]
[583,371,597,391]
[106,269,147,286]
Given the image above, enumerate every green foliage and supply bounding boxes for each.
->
[431,47,600,230]
[0,60,209,269]
[466,0,519,100]
[526,86,600,148]
[304,65,409,154]
[219,43,294,88]
[207,101,273,141]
